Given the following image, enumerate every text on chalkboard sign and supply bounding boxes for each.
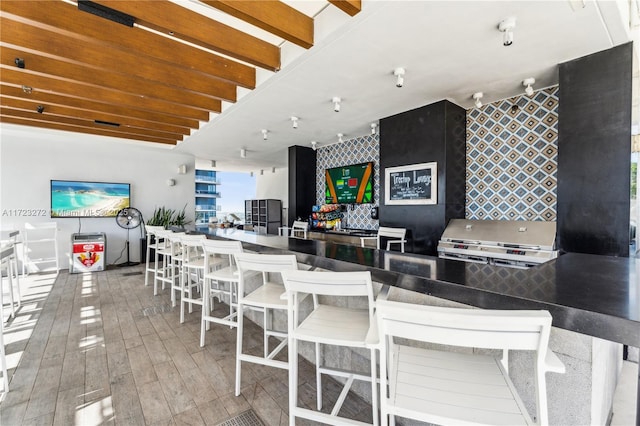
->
[384,162,437,205]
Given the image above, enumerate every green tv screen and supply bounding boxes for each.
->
[325,162,374,204]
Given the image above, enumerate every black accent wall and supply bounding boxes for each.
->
[380,100,466,255]
[557,43,632,257]
[288,145,317,227]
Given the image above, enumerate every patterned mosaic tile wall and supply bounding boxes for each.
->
[466,87,559,221]
[315,133,380,230]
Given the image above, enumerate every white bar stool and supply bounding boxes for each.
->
[144,225,165,287]
[233,252,298,396]
[1,230,21,310]
[23,222,59,275]
[179,234,207,323]
[282,270,378,426]
[0,245,10,394]
[289,221,308,239]
[200,239,243,347]
[152,230,174,296]
[371,300,566,426]
[164,232,186,306]
[360,227,407,252]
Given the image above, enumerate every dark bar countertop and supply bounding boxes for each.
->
[193,226,640,348]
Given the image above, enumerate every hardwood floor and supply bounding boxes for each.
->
[0,266,373,425]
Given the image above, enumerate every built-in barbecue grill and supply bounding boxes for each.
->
[437,219,558,269]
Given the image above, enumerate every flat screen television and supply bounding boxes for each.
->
[325,161,374,204]
[51,180,130,218]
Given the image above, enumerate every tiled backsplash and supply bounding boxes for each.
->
[315,134,380,230]
[466,87,559,221]
[313,87,559,227]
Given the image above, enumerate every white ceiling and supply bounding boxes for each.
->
[4,1,634,171]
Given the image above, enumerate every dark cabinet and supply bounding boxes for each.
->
[245,199,282,234]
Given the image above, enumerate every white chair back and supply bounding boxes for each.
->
[377,226,406,240]
[375,299,557,426]
[202,239,243,271]
[234,252,298,275]
[290,221,308,238]
[377,299,551,352]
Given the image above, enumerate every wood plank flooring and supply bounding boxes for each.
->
[1,266,373,425]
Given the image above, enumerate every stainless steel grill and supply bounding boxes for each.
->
[437,219,558,269]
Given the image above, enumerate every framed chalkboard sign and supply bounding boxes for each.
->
[384,162,437,205]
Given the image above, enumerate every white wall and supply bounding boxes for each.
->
[255,167,288,224]
[0,125,195,271]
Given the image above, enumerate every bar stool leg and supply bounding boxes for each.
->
[288,332,299,426]
[235,301,245,396]
[315,342,322,410]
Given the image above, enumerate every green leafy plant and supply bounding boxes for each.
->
[146,205,191,228]
[170,204,189,227]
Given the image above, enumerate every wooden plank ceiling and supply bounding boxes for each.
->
[0,0,360,145]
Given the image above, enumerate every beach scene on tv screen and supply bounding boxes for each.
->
[51,180,130,217]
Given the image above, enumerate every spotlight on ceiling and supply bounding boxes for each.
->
[260,169,264,175]
[210,160,216,168]
[523,77,535,96]
[332,97,341,112]
[498,16,516,46]
[22,85,32,94]
[240,148,247,158]
[272,167,276,173]
[472,92,483,108]
[371,123,377,134]
[290,116,299,129]
[250,171,254,177]
[311,141,318,151]
[393,67,405,88]
[337,133,344,143]
[14,58,25,69]
[261,129,268,140]
[36,105,44,114]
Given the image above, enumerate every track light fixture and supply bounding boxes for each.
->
[332,97,341,112]
[240,148,247,158]
[22,85,32,94]
[371,123,377,134]
[261,129,268,140]
[260,169,264,175]
[290,116,299,129]
[36,105,44,114]
[337,133,344,143]
[272,167,276,173]
[14,58,25,69]
[210,160,216,168]
[472,92,483,108]
[78,0,135,27]
[393,67,405,88]
[523,77,535,96]
[250,171,254,177]
[498,16,516,46]
[311,141,317,151]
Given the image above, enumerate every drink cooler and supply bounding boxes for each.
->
[70,233,106,273]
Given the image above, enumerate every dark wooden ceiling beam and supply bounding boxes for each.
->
[0,46,223,112]
[200,0,314,49]
[0,83,198,130]
[0,114,177,145]
[1,68,210,121]
[0,1,256,89]
[93,0,281,71]
[328,0,362,16]
[0,95,187,140]
[1,105,182,142]
[1,17,238,103]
